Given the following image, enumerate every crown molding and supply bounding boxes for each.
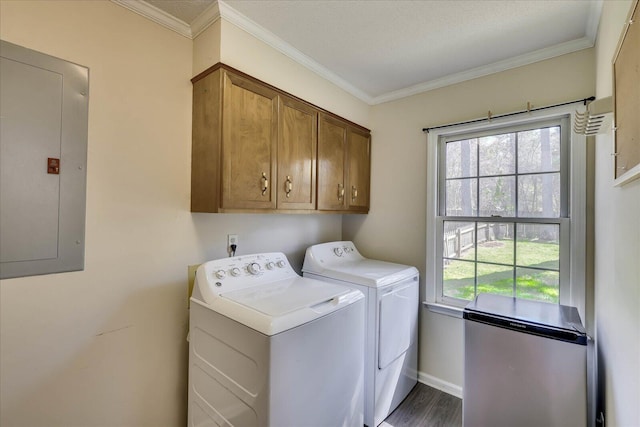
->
[109,0,372,102]
[371,36,595,105]
[216,1,373,103]
[199,0,598,105]
[112,0,601,106]
[111,0,192,38]
[191,2,222,39]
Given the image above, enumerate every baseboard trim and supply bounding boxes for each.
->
[418,371,463,399]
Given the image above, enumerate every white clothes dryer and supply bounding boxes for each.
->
[303,241,419,427]
[189,252,365,427]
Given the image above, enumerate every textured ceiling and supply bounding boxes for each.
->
[146,0,214,24]
[142,0,601,103]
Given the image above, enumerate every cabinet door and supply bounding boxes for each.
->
[317,114,347,210]
[278,97,317,210]
[347,127,370,212]
[221,71,278,210]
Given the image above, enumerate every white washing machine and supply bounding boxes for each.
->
[303,241,419,427]
[189,252,365,427]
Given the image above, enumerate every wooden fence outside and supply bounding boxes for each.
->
[444,223,512,259]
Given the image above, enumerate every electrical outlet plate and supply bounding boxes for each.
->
[228,234,238,248]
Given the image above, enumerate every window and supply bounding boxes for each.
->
[426,108,586,314]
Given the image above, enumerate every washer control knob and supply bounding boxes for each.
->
[215,270,226,279]
[334,247,344,256]
[277,260,286,268]
[248,262,262,275]
[266,262,276,270]
[230,267,241,277]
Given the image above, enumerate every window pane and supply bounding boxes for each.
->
[479,133,515,176]
[518,127,560,173]
[518,173,560,217]
[436,118,569,309]
[479,176,515,216]
[446,139,477,178]
[443,259,475,300]
[477,263,513,297]
[476,223,514,264]
[443,221,476,260]
[516,268,559,303]
[516,223,560,270]
[446,178,477,216]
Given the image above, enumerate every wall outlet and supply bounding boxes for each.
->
[228,234,238,252]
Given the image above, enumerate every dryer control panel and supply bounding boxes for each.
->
[305,241,364,266]
[332,243,357,257]
[303,241,419,288]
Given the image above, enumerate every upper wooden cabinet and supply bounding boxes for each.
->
[277,96,317,210]
[191,64,369,214]
[318,113,371,213]
[317,114,348,211]
[192,67,278,212]
[347,127,371,212]
[221,71,278,210]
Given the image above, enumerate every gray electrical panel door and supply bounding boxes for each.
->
[0,40,88,279]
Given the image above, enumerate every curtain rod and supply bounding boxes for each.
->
[422,96,595,133]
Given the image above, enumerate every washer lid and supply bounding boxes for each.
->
[192,275,363,336]
[222,277,351,317]
[303,241,418,287]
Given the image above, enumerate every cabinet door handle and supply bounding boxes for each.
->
[337,183,345,201]
[352,186,358,201]
[285,176,293,198]
[261,172,269,196]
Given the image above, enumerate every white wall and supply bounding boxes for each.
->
[0,2,360,425]
[593,1,640,425]
[343,49,596,390]
[193,19,221,76]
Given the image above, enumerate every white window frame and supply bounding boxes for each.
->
[425,105,587,319]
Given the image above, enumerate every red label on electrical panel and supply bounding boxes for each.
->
[48,158,60,174]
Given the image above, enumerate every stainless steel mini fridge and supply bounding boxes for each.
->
[463,294,587,427]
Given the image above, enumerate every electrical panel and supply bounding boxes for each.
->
[0,40,89,279]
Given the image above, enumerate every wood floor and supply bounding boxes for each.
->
[380,382,462,427]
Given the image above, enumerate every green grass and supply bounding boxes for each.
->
[444,240,559,303]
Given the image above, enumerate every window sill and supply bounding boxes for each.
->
[423,301,464,319]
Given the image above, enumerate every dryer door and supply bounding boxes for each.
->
[378,276,418,369]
